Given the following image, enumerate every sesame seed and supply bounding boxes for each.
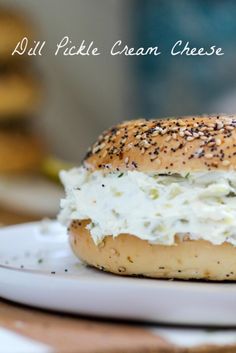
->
[151,130,159,136]
[161,128,168,135]
[142,140,151,148]
[185,131,192,136]
[226,125,234,130]
[205,153,213,159]
[186,136,194,141]
[126,143,133,150]
[93,145,101,153]
[217,122,224,129]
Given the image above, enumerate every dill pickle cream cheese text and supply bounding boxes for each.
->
[12,37,224,57]
[59,168,236,245]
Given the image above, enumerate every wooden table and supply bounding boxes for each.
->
[0,298,174,353]
[1,298,236,353]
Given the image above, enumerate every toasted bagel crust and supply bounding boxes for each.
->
[69,220,236,281]
[84,115,236,173]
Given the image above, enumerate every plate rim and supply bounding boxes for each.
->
[0,220,236,293]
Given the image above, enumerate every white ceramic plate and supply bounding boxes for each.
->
[0,221,236,326]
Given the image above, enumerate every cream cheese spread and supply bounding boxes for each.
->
[59,167,236,246]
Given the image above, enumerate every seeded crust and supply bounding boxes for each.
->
[84,115,236,173]
[0,130,44,172]
[70,220,236,281]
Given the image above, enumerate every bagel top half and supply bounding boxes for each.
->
[84,115,236,173]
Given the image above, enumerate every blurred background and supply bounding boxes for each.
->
[0,0,236,223]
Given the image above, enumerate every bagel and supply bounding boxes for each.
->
[60,115,236,280]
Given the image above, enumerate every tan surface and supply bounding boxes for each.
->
[70,220,236,281]
[84,115,236,173]
[0,206,41,225]
[0,7,33,60]
[0,299,175,353]
[0,130,44,172]
[0,71,40,118]
[1,299,236,352]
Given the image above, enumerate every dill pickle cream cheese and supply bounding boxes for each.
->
[59,168,236,246]
[59,116,236,280]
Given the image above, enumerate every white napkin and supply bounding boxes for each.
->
[0,328,51,353]
[152,328,236,347]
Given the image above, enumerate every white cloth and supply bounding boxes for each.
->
[152,327,236,347]
[0,328,51,353]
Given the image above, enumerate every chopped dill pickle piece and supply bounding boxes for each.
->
[180,219,189,224]
[227,191,236,197]
[152,224,166,233]
[112,209,120,217]
[144,221,151,228]
[111,187,123,196]
[169,185,182,198]
[149,188,159,199]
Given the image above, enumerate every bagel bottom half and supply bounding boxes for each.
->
[69,220,236,281]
